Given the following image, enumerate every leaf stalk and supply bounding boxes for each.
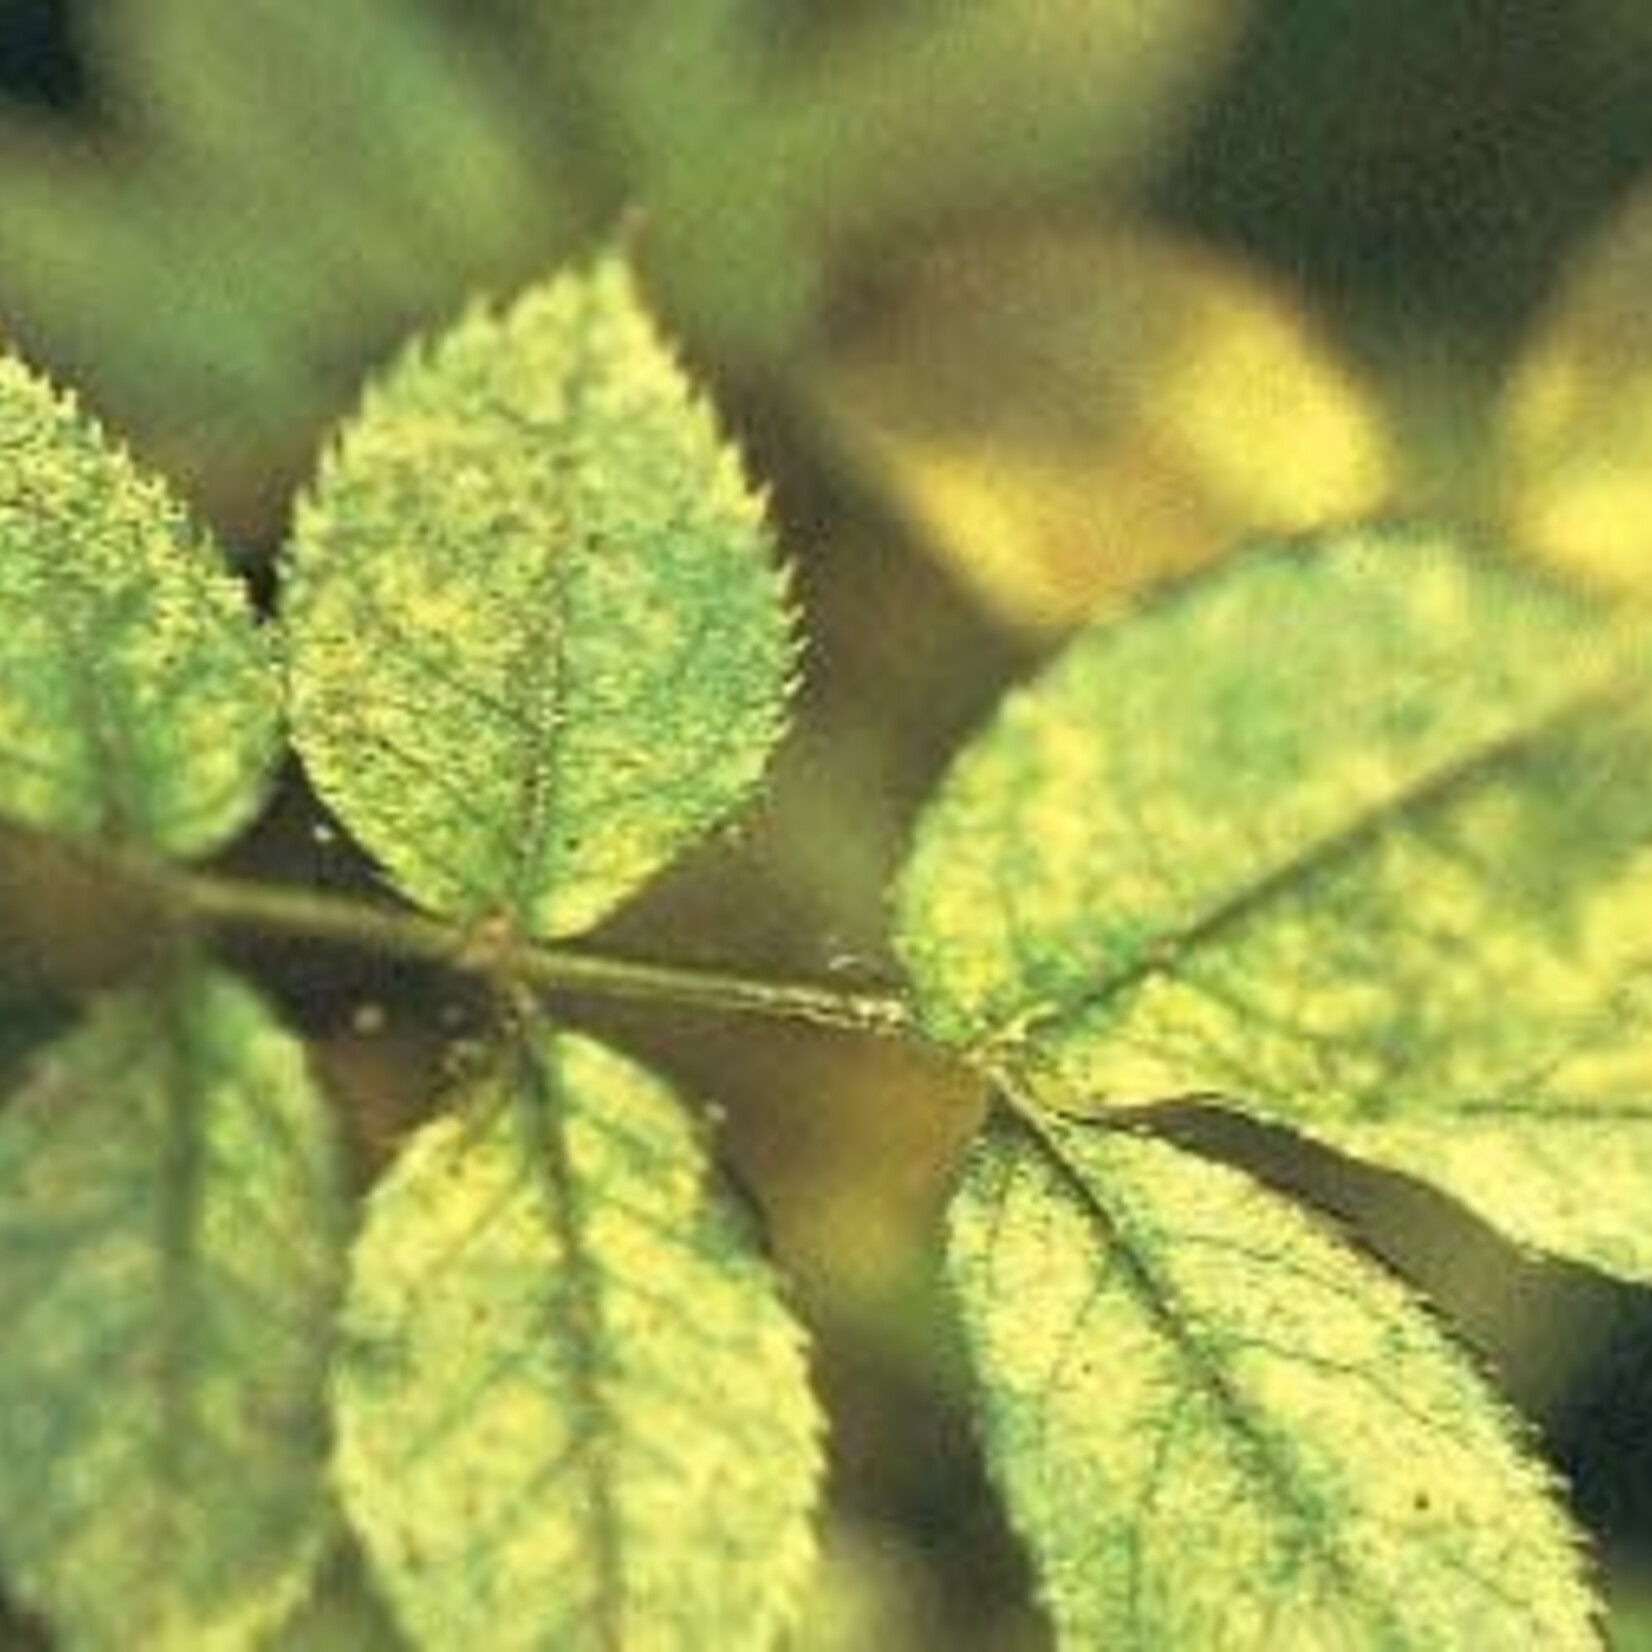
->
[166,865,915,1038]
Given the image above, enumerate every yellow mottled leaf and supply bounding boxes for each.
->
[334,1029,822,1651]
[1504,177,1652,593]
[898,525,1652,1279]
[810,222,1390,631]
[0,346,279,854]
[285,259,796,937]
[0,969,346,1650]
[949,1108,1601,1649]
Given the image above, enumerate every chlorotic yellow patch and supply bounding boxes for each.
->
[899,525,1652,1280]
[949,1112,1601,1650]
[334,1028,823,1651]
[0,351,279,854]
[0,969,346,1650]
[285,259,796,937]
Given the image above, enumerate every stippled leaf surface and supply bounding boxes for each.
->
[285,259,795,937]
[949,1107,1601,1649]
[898,526,1652,1279]
[334,1028,822,1651]
[0,968,346,1650]
[0,348,279,855]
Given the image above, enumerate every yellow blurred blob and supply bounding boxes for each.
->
[809,220,1393,632]
[1503,178,1652,593]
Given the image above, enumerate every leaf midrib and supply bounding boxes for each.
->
[514,1035,627,1652]
[148,972,208,1574]
[62,576,145,844]
[501,286,602,928]
[1007,1106,1419,1646]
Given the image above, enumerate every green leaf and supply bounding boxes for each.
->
[334,1028,822,1651]
[0,968,346,1650]
[0,349,280,855]
[285,258,796,936]
[949,1106,1602,1649]
[897,526,1652,1279]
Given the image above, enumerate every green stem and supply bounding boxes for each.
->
[166,866,915,1039]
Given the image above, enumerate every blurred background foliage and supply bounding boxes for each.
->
[1,1,1651,1645]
